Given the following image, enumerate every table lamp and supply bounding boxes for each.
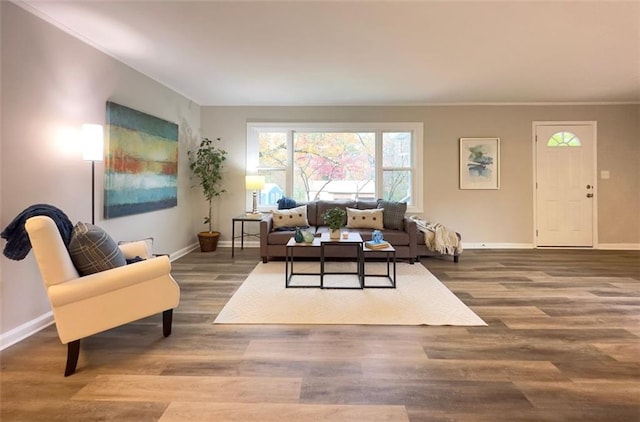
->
[245,175,265,215]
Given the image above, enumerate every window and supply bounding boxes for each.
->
[247,122,423,212]
[547,131,582,147]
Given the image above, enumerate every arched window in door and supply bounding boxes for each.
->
[547,131,582,147]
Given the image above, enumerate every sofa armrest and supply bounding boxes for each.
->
[260,215,273,257]
[403,217,417,258]
[48,256,172,307]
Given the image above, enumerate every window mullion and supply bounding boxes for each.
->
[286,130,294,197]
[375,130,383,200]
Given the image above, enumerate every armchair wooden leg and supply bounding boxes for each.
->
[163,309,173,337]
[64,340,80,377]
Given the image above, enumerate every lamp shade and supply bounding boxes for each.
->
[81,124,104,161]
[245,175,265,190]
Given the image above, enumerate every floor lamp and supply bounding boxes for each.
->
[245,175,265,215]
[81,124,104,225]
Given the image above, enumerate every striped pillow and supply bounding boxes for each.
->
[68,222,126,276]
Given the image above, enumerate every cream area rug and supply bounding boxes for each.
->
[214,261,486,326]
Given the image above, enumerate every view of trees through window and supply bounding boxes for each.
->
[383,132,412,203]
[250,123,422,210]
[293,132,375,202]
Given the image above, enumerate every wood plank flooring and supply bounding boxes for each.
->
[1,249,639,421]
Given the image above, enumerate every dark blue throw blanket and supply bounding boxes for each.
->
[1,204,73,261]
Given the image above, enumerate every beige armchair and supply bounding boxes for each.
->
[25,216,180,376]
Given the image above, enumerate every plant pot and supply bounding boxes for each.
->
[197,231,220,252]
[329,229,341,240]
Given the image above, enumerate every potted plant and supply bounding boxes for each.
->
[188,137,227,252]
[323,207,347,239]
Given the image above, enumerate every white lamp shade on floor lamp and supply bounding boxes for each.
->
[81,124,104,161]
[81,124,104,224]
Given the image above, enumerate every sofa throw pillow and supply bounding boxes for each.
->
[272,205,309,228]
[346,207,384,230]
[277,196,298,210]
[377,200,407,230]
[68,222,127,276]
[118,237,153,259]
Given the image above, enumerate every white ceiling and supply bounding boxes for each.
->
[19,0,640,106]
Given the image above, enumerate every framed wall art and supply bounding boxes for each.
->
[104,101,179,218]
[459,137,500,190]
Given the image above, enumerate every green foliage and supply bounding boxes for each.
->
[322,207,347,231]
[188,137,227,232]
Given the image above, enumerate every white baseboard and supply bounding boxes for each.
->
[598,243,640,250]
[0,311,54,351]
[463,243,534,249]
[462,243,640,250]
[169,242,200,260]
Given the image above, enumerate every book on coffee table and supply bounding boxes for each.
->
[364,241,390,250]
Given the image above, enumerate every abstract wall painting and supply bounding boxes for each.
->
[459,138,500,190]
[104,102,178,218]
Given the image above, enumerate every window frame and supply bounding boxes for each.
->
[246,122,423,213]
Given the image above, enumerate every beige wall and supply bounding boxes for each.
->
[202,104,639,246]
[0,3,201,343]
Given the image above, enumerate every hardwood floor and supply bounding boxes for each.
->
[2,249,639,421]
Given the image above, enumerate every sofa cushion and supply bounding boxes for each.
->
[272,205,309,228]
[306,201,318,226]
[377,200,407,230]
[68,222,127,276]
[357,228,410,246]
[316,200,355,227]
[356,200,378,210]
[346,207,384,230]
[268,227,318,245]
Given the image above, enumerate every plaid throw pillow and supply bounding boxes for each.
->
[377,200,407,230]
[68,222,126,276]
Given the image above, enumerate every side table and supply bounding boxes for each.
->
[361,243,396,288]
[231,213,264,257]
[285,236,322,288]
[320,232,364,289]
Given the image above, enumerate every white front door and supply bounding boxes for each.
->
[535,123,596,247]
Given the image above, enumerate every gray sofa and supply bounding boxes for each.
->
[260,199,417,264]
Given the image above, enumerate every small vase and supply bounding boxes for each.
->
[294,227,304,243]
[330,229,341,240]
[303,230,315,243]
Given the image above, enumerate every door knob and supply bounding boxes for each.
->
[586,184,592,189]
[586,193,594,198]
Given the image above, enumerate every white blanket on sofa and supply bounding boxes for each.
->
[412,217,462,256]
